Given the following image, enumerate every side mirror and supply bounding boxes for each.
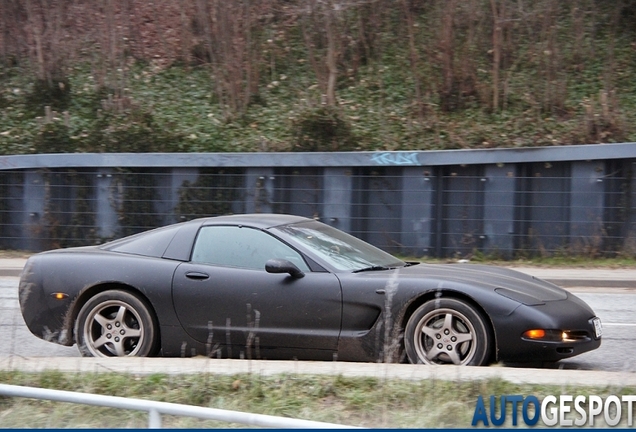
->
[265,258,305,278]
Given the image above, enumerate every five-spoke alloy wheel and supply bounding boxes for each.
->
[75,290,157,357]
[405,298,491,366]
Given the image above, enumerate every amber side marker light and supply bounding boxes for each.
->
[50,292,69,300]
[523,329,546,339]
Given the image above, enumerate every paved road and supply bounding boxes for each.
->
[2,276,634,373]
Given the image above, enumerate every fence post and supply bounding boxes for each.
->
[401,166,434,257]
[23,170,46,251]
[148,408,162,428]
[95,168,119,241]
[323,167,353,232]
[570,161,605,254]
[483,163,517,258]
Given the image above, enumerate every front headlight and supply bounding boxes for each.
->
[522,329,561,341]
[522,328,592,342]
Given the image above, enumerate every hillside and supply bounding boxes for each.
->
[0,0,635,154]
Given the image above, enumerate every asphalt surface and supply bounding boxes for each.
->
[3,258,636,387]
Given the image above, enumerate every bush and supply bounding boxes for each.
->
[33,118,73,153]
[291,105,358,152]
[86,106,183,153]
[25,78,72,115]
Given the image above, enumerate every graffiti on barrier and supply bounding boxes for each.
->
[370,152,421,166]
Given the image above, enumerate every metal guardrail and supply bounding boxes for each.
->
[1,143,636,257]
[0,383,357,429]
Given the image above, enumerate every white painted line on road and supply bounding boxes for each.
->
[603,323,636,327]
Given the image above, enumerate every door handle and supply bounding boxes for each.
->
[185,271,210,280]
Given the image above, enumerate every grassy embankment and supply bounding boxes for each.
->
[0,370,634,428]
[1,4,636,155]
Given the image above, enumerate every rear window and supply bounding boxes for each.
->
[101,224,182,257]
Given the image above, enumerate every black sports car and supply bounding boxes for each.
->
[19,214,602,365]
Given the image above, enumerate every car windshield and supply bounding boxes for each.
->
[274,220,405,271]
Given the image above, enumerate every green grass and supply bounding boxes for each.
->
[0,371,634,428]
[1,27,635,154]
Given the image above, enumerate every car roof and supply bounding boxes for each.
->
[197,213,312,229]
[101,214,314,259]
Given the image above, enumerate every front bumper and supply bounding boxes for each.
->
[493,299,602,363]
[19,257,72,345]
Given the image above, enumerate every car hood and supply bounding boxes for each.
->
[397,263,567,304]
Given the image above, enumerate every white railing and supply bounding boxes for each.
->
[0,383,358,429]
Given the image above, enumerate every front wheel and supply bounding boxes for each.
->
[404,298,492,366]
[75,290,158,357]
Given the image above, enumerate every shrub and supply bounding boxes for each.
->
[291,105,358,152]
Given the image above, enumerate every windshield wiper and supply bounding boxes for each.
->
[352,265,392,273]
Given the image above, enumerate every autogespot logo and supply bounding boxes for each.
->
[471,395,636,427]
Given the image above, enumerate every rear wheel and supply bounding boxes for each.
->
[75,290,157,357]
[405,298,491,366]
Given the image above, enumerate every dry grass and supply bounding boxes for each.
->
[0,371,634,428]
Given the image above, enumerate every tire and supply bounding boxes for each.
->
[75,290,158,357]
[404,298,491,366]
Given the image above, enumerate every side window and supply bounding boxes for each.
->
[191,226,310,272]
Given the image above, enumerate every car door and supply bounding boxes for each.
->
[172,225,343,356]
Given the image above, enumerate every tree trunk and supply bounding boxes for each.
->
[490,0,501,112]
[399,0,423,118]
[325,0,338,106]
